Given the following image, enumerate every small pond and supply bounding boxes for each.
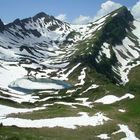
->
[9,77,72,93]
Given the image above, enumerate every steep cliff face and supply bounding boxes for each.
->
[71,6,140,84]
[0,19,4,31]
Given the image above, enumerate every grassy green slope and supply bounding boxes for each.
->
[1,65,140,140]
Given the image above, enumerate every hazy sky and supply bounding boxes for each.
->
[0,0,139,24]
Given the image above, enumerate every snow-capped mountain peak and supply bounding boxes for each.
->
[0,19,4,31]
[0,6,140,95]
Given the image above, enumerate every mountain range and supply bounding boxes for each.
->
[0,6,140,140]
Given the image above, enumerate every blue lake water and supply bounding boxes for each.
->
[8,77,72,93]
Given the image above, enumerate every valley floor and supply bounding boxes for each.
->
[0,65,140,140]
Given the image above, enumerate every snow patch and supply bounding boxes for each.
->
[83,84,99,93]
[95,93,135,104]
[97,134,110,139]
[113,124,139,140]
[54,63,81,81]
[55,98,93,108]
[118,109,126,113]
[101,43,111,59]
[0,112,110,129]
[75,67,87,86]
[0,104,45,119]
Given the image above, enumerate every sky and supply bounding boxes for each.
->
[0,0,139,24]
